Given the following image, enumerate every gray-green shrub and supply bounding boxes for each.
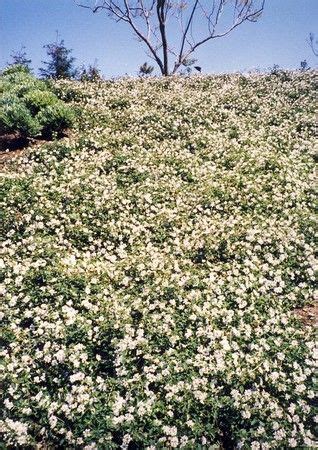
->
[0,64,76,139]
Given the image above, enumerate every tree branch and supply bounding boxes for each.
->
[173,0,199,72]
[77,0,266,76]
[181,0,265,65]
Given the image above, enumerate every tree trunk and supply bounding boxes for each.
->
[157,0,169,76]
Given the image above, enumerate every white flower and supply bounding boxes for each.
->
[49,415,58,429]
[170,436,179,447]
[4,399,14,410]
[242,411,251,419]
[55,349,66,362]
[62,254,77,266]
[288,438,297,447]
[69,372,85,383]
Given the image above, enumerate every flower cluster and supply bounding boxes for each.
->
[1,71,317,448]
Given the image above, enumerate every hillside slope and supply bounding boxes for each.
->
[1,71,317,448]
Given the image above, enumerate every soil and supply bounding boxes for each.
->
[0,149,26,167]
[0,133,29,151]
[0,134,29,167]
[0,131,71,167]
[0,133,44,167]
[293,297,318,327]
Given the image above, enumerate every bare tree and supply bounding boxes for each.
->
[76,0,265,76]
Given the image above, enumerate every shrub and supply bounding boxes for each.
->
[0,66,75,140]
[0,98,41,136]
[52,80,90,102]
[37,103,75,138]
[24,89,58,115]
[1,65,44,97]
[1,64,32,76]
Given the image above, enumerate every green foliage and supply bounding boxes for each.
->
[0,66,75,139]
[0,98,41,136]
[39,38,77,79]
[37,103,76,138]
[1,63,32,77]
[24,89,58,114]
[50,79,92,103]
[1,72,317,448]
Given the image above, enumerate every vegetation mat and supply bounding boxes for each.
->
[1,71,317,448]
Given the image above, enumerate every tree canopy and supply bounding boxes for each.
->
[39,37,77,79]
[77,0,265,75]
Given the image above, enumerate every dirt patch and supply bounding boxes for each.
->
[0,133,49,152]
[0,130,73,168]
[0,147,29,167]
[0,133,33,167]
[0,133,29,151]
[294,297,318,327]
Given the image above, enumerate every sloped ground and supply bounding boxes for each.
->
[1,72,317,448]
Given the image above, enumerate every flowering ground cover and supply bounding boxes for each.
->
[1,71,317,448]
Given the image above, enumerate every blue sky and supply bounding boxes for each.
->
[0,0,317,77]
